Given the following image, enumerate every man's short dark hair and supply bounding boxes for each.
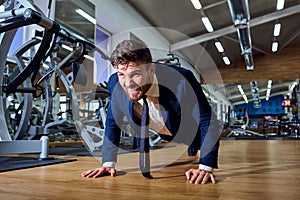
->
[110,40,152,67]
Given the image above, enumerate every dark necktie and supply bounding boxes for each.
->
[139,96,153,179]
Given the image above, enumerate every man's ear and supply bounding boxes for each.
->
[148,63,156,75]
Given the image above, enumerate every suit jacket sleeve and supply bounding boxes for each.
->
[102,74,123,164]
[184,70,220,169]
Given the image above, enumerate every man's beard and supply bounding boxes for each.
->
[125,83,151,102]
[123,72,153,101]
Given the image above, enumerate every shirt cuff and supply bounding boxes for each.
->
[199,164,213,172]
[103,162,116,168]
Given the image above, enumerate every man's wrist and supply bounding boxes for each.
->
[103,161,116,168]
[199,164,213,172]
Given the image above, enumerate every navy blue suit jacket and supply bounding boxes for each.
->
[102,63,220,168]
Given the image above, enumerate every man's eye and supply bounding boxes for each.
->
[118,74,125,79]
[132,72,141,77]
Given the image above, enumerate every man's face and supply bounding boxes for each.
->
[116,61,155,102]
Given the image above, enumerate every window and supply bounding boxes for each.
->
[94,27,110,84]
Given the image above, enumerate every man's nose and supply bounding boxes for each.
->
[124,76,133,87]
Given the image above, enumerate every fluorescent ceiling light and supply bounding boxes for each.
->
[191,0,202,10]
[267,80,272,88]
[291,81,298,91]
[203,90,209,97]
[76,8,96,25]
[62,44,73,51]
[266,80,272,101]
[222,56,231,65]
[215,41,224,52]
[273,23,281,37]
[242,94,248,103]
[190,0,202,9]
[237,85,248,103]
[272,42,278,52]
[237,85,245,95]
[0,5,4,22]
[266,88,271,101]
[210,97,218,103]
[276,0,285,10]
[201,16,214,32]
[84,54,94,61]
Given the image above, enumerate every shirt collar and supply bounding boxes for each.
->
[145,74,159,97]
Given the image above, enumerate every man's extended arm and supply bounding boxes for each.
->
[184,69,220,169]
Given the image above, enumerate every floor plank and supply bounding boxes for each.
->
[0,140,299,200]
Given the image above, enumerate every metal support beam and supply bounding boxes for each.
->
[224,35,270,55]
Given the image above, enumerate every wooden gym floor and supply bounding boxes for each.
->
[1,139,300,200]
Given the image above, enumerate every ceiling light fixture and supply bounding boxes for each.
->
[266,89,271,101]
[223,56,231,65]
[266,80,272,101]
[84,54,94,61]
[290,81,298,92]
[237,85,244,94]
[0,5,4,22]
[273,23,281,36]
[215,41,224,53]
[276,0,285,10]
[267,80,272,88]
[214,39,230,66]
[75,8,96,25]
[272,41,278,52]
[201,16,214,32]
[242,95,248,104]
[203,90,209,97]
[190,0,202,9]
[237,85,248,103]
[62,44,73,51]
